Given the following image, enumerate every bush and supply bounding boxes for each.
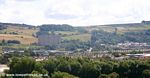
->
[51,71,78,78]
[7,40,20,44]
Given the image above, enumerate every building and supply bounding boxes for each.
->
[38,34,61,46]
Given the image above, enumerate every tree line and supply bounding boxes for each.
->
[39,24,74,31]
[2,56,150,78]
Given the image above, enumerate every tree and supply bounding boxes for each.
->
[70,61,82,76]
[98,74,109,78]
[9,57,36,74]
[142,69,150,78]
[57,61,71,73]
[44,59,57,76]
[117,61,130,78]
[101,63,113,74]
[108,72,119,78]
[34,62,48,74]
[51,71,78,78]
[29,71,43,78]
[2,39,6,45]
[79,62,100,78]
[7,40,20,44]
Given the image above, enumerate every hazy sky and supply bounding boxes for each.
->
[0,0,150,26]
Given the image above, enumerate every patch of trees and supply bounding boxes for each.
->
[36,31,49,36]
[75,27,89,34]
[0,22,34,28]
[39,24,74,31]
[0,40,20,46]
[7,40,21,44]
[59,40,90,51]
[5,57,150,78]
[9,32,18,35]
[42,40,90,51]
[91,30,150,46]
[0,39,7,46]
[91,30,124,45]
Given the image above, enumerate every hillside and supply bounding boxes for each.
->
[0,34,37,44]
[0,23,38,44]
[0,21,150,45]
[37,24,91,42]
[63,34,91,42]
[84,21,150,34]
[0,25,38,36]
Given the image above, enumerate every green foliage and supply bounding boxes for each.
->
[6,57,150,78]
[9,57,36,74]
[30,71,43,78]
[142,69,150,78]
[91,30,123,45]
[51,71,78,78]
[63,34,91,42]
[7,40,20,44]
[69,61,82,76]
[79,62,100,78]
[34,62,48,74]
[108,72,119,78]
[44,59,57,76]
[1,39,6,46]
[91,30,150,50]
[57,61,71,73]
[59,40,90,51]
[39,24,74,31]
[98,74,109,78]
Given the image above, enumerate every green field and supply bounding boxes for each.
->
[0,26,38,36]
[63,34,91,42]
[84,25,150,34]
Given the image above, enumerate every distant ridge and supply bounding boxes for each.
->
[0,22,35,27]
[91,20,150,27]
[0,20,150,27]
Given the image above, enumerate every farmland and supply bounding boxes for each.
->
[0,34,37,44]
[63,34,91,42]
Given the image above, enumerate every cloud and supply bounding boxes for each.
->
[14,0,36,1]
[0,0,150,26]
[0,0,5,6]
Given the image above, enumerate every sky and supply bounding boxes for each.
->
[0,0,150,26]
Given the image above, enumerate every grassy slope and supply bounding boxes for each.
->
[51,31,91,42]
[0,23,149,44]
[55,31,79,36]
[49,24,150,42]
[84,25,150,34]
[63,34,91,42]
[0,26,38,36]
[0,26,38,44]
[0,34,37,44]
